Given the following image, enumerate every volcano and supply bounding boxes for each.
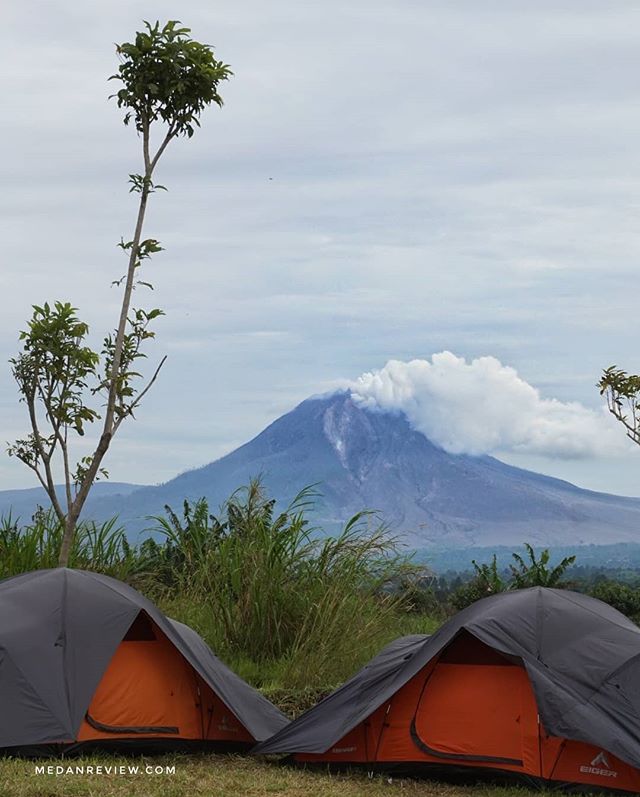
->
[2,392,640,547]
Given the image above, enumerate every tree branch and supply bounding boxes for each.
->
[19,455,51,497]
[604,391,640,445]
[25,393,66,524]
[150,126,176,172]
[142,114,151,175]
[60,427,73,513]
[113,355,167,434]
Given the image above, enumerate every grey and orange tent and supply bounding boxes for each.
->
[255,587,640,793]
[0,568,288,755]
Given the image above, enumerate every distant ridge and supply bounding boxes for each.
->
[0,483,141,524]
[2,392,640,547]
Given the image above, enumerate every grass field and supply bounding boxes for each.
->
[0,753,543,797]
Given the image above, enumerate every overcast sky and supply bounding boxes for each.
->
[3,1,640,496]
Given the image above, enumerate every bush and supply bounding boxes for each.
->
[509,544,576,588]
[398,583,441,615]
[450,555,507,611]
[449,546,577,611]
[151,480,416,689]
[590,580,640,622]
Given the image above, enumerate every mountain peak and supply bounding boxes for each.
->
[2,391,640,548]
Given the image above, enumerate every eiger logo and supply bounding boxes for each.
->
[591,752,610,768]
[579,751,618,778]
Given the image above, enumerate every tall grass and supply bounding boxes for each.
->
[0,483,421,690]
[151,480,417,688]
[0,507,143,582]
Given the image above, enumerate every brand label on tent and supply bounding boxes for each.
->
[579,751,618,779]
[217,715,240,734]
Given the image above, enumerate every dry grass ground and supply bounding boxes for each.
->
[0,753,544,797]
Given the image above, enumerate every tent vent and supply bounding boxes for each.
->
[123,612,156,641]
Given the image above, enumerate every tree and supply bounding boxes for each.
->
[450,545,576,609]
[450,555,507,610]
[599,366,640,445]
[509,543,575,588]
[8,21,231,566]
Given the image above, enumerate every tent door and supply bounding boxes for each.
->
[411,635,538,769]
[412,663,527,764]
[78,613,202,740]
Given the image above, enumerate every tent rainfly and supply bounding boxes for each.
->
[254,587,640,793]
[0,568,288,755]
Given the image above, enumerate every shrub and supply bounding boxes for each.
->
[450,555,507,611]
[509,544,576,588]
[152,479,416,688]
[450,546,577,611]
[590,580,640,622]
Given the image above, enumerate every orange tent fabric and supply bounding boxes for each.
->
[294,632,640,793]
[76,612,253,746]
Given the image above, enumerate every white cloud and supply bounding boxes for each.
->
[350,352,628,459]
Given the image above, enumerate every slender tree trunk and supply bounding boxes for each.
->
[57,430,112,567]
[55,123,174,567]
[58,512,79,569]
[56,168,152,567]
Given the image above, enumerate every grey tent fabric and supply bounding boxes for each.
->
[255,587,640,771]
[255,634,428,757]
[166,618,288,743]
[0,568,288,749]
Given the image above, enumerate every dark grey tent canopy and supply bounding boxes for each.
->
[255,587,640,773]
[255,633,430,755]
[0,568,288,752]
